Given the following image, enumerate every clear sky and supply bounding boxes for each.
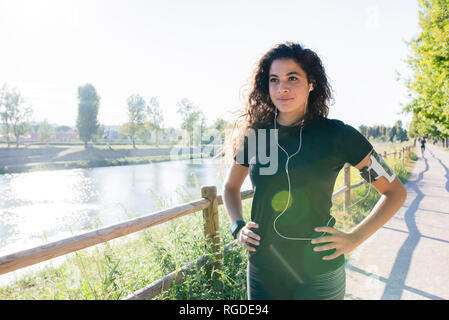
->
[0,0,420,130]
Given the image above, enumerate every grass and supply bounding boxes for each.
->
[0,143,417,300]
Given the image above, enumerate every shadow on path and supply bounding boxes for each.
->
[347,263,444,300]
[380,156,429,299]
[431,149,449,193]
[346,146,449,299]
[381,225,449,245]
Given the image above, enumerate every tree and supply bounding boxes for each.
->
[136,124,151,144]
[408,112,445,145]
[38,119,56,143]
[146,97,164,146]
[402,0,449,135]
[76,84,100,149]
[93,124,105,142]
[394,120,408,142]
[0,83,12,146]
[118,122,133,140]
[358,124,368,138]
[212,117,232,144]
[176,98,205,147]
[388,125,397,142]
[0,84,33,147]
[127,94,147,149]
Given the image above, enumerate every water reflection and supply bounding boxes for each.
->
[0,158,252,256]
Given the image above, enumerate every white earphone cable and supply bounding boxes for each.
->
[272,100,373,241]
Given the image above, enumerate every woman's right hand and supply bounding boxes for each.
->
[237,221,261,252]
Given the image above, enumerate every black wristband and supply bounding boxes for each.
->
[230,220,246,239]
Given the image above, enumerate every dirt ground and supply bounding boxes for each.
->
[0,145,203,167]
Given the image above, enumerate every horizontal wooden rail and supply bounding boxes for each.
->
[333,185,349,197]
[216,189,255,205]
[0,198,210,275]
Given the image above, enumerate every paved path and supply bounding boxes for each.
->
[345,144,449,300]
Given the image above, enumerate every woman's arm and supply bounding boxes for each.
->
[312,150,407,260]
[346,178,406,247]
[222,161,249,223]
[222,161,260,252]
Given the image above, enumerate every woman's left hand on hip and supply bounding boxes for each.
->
[310,226,360,260]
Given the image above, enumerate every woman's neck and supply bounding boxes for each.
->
[277,113,305,127]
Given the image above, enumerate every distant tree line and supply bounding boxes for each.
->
[359,120,408,143]
[0,82,234,150]
[1,80,418,152]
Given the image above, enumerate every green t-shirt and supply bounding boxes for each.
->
[234,115,374,279]
[421,139,426,147]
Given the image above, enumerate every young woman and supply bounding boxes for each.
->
[221,42,407,300]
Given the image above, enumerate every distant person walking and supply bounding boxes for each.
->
[421,137,426,155]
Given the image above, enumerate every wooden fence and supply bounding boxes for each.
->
[0,145,413,299]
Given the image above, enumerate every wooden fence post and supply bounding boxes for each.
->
[344,163,351,214]
[201,186,222,272]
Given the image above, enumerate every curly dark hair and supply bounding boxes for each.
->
[219,41,335,169]
[248,41,333,127]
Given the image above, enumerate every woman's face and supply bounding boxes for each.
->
[268,58,313,120]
